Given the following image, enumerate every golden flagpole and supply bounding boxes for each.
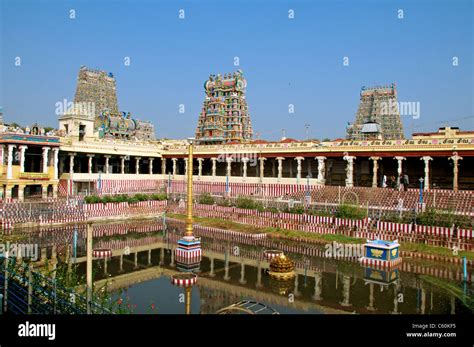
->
[185,140,194,237]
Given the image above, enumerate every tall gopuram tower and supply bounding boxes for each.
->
[59,66,155,141]
[74,65,119,118]
[195,70,253,144]
[346,83,405,141]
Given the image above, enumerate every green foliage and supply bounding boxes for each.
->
[289,205,305,214]
[84,195,100,204]
[150,192,167,201]
[198,193,215,205]
[417,208,472,228]
[336,204,366,220]
[218,198,233,207]
[234,196,265,211]
[134,193,148,201]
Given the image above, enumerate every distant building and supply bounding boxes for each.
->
[195,70,253,144]
[59,66,155,141]
[347,84,404,140]
[413,127,474,140]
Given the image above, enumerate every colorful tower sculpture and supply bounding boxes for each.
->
[346,83,405,140]
[195,70,253,144]
[66,66,155,140]
[74,66,119,118]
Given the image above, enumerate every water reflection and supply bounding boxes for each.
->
[14,220,473,314]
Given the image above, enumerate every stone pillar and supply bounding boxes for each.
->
[120,156,125,174]
[256,262,262,288]
[18,185,24,201]
[258,157,266,180]
[239,262,246,284]
[104,155,111,174]
[211,158,217,177]
[340,275,351,307]
[197,158,203,180]
[394,156,406,188]
[391,285,401,314]
[42,185,48,199]
[52,184,58,198]
[224,259,230,281]
[421,156,432,191]
[366,283,376,311]
[148,249,152,265]
[135,157,141,175]
[315,156,326,185]
[149,158,154,175]
[161,158,166,175]
[226,157,233,177]
[209,257,215,277]
[19,145,28,173]
[69,153,75,175]
[52,148,59,180]
[134,252,138,269]
[184,158,188,177]
[172,158,177,177]
[42,147,50,174]
[420,286,426,314]
[294,275,300,297]
[343,155,356,187]
[5,185,12,200]
[7,144,15,179]
[119,255,124,272]
[295,157,304,181]
[87,154,94,174]
[160,248,165,265]
[277,157,285,182]
[170,250,175,267]
[449,153,462,192]
[312,270,322,301]
[104,258,108,275]
[370,156,380,188]
[242,158,249,180]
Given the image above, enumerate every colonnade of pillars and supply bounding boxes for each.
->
[2,144,59,200]
[2,144,59,179]
[163,154,464,191]
[58,151,465,191]
[67,153,162,175]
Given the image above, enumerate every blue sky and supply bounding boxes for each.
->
[1,0,472,140]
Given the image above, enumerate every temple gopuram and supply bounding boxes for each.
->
[347,84,405,141]
[195,70,253,144]
[59,66,154,142]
